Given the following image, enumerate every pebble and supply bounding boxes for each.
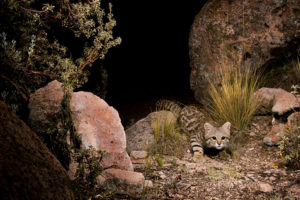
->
[258,182,273,193]
[144,180,153,188]
[159,171,167,179]
[249,132,256,136]
[130,151,148,159]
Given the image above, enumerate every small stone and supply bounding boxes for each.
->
[130,151,148,160]
[144,180,153,188]
[249,132,256,136]
[269,176,276,181]
[158,171,167,179]
[258,182,273,193]
[163,163,172,168]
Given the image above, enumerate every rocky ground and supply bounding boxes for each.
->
[128,115,300,200]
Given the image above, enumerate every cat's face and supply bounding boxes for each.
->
[204,122,231,150]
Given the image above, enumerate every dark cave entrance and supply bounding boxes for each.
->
[86,1,207,126]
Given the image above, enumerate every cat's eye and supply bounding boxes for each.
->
[212,136,217,140]
[221,136,226,140]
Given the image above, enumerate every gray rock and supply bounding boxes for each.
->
[126,111,176,153]
[130,151,148,159]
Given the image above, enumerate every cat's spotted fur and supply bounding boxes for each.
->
[156,100,231,160]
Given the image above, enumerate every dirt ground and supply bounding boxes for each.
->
[132,115,300,200]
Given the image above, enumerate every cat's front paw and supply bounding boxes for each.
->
[192,153,203,162]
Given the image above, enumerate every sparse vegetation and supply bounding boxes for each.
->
[0,0,121,118]
[278,125,300,169]
[0,1,121,198]
[72,146,105,200]
[207,67,262,131]
[147,113,188,160]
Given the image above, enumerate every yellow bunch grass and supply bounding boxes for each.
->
[207,67,261,130]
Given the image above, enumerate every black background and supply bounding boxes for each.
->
[102,1,207,103]
[84,0,207,123]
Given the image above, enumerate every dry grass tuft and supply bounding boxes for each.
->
[207,67,261,131]
[147,113,188,159]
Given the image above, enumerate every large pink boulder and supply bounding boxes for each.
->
[70,92,133,171]
[28,80,133,173]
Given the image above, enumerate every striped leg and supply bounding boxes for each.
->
[190,136,203,162]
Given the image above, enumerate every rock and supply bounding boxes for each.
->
[0,101,74,199]
[126,111,176,153]
[158,171,167,179]
[263,123,286,146]
[28,80,64,133]
[287,112,300,132]
[249,132,256,137]
[144,180,153,188]
[70,91,133,171]
[130,151,148,159]
[254,88,281,114]
[258,182,273,193]
[288,184,300,197]
[99,168,145,198]
[28,80,133,175]
[272,89,299,115]
[189,0,300,104]
[254,87,299,115]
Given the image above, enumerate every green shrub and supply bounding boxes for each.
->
[0,0,121,117]
[207,67,261,131]
[279,126,300,169]
[155,154,164,168]
[73,146,105,200]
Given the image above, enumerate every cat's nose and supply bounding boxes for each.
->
[217,140,222,145]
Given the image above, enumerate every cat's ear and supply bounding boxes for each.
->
[222,122,231,133]
[204,122,214,133]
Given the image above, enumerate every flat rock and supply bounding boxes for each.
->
[130,151,148,159]
[100,168,145,198]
